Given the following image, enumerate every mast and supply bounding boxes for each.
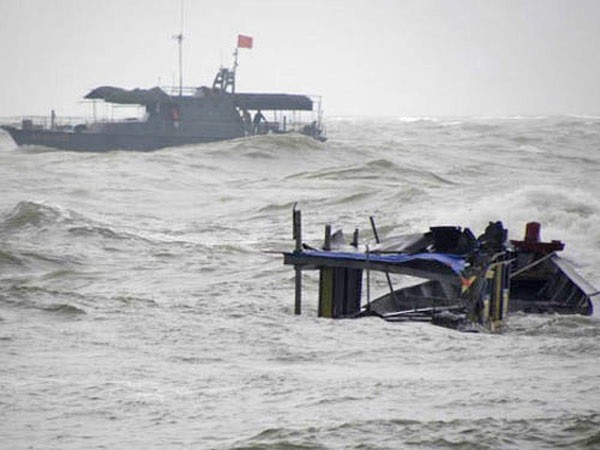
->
[211,35,252,93]
[232,47,239,93]
[176,33,183,96]
[233,34,253,93]
[173,0,184,96]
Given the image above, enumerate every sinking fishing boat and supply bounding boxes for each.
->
[1,35,325,151]
[283,209,596,332]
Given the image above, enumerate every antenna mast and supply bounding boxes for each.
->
[173,0,184,96]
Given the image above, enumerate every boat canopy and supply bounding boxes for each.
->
[234,93,313,111]
[84,86,172,105]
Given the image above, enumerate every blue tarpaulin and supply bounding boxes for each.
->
[301,250,466,274]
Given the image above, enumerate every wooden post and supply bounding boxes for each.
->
[319,224,332,317]
[324,224,331,250]
[295,267,302,315]
[293,208,302,251]
[293,208,302,315]
[352,228,359,247]
[366,244,371,309]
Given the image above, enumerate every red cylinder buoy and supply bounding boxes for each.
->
[524,222,541,243]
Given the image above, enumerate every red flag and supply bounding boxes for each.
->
[237,34,253,49]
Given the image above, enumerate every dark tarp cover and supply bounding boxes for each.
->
[234,93,313,111]
[84,86,172,105]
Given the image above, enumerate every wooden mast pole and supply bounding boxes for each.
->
[293,206,302,315]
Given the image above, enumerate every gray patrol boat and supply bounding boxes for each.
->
[1,43,325,151]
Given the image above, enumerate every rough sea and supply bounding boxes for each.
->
[1,116,599,449]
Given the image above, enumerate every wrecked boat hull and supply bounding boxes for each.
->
[364,251,595,324]
[284,211,596,332]
[509,253,595,316]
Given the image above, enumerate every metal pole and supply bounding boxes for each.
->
[369,215,397,301]
[232,47,238,93]
[178,34,183,96]
[369,216,380,243]
[176,0,184,96]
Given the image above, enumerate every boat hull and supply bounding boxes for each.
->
[509,253,596,315]
[367,253,595,323]
[1,126,228,152]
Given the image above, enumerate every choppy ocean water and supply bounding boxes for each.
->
[1,116,599,449]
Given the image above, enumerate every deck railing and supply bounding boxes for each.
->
[6,115,146,131]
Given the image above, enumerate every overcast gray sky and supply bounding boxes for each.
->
[1,0,599,118]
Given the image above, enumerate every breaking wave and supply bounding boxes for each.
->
[231,413,600,450]
[206,133,324,158]
[0,201,67,232]
[0,200,159,244]
[508,312,600,339]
